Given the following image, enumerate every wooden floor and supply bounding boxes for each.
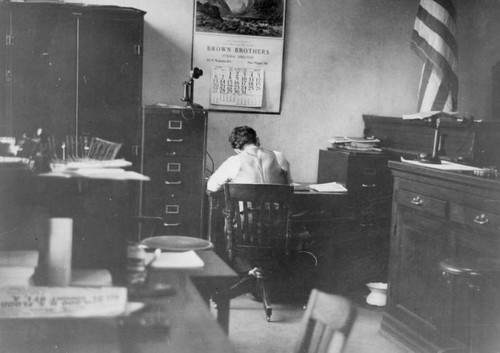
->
[211,292,409,353]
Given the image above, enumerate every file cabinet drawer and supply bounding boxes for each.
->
[143,156,203,198]
[450,204,500,233]
[395,188,447,218]
[143,106,207,157]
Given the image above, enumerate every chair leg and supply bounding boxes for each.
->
[258,278,272,322]
[219,275,256,301]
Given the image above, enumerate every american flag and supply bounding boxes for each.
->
[411,0,458,112]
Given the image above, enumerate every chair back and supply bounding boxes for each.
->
[223,183,293,263]
[294,289,357,353]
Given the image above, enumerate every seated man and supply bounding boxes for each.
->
[207,126,292,192]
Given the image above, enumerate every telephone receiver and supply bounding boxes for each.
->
[181,67,203,107]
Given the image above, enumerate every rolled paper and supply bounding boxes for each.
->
[45,218,73,287]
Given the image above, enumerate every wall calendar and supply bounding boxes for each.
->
[192,0,286,114]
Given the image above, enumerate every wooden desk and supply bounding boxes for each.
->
[158,250,239,333]
[206,187,390,294]
[206,188,352,250]
[0,256,237,353]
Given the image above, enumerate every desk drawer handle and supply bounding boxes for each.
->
[362,183,376,188]
[473,214,489,225]
[166,138,184,143]
[165,180,182,185]
[410,196,423,206]
[163,222,181,227]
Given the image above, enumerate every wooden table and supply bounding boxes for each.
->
[188,250,239,333]
[0,252,238,353]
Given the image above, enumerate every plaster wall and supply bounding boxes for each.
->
[65,0,500,182]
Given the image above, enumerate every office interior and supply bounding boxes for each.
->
[1,0,500,353]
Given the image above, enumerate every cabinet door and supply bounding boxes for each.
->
[387,202,454,350]
[7,4,77,140]
[0,3,8,134]
[78,8,144,161]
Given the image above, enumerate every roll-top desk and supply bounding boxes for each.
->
[382,161,500,353]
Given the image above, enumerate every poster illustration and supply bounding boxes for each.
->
[192,0,286,113]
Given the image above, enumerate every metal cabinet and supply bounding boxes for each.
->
[140,105,208,239]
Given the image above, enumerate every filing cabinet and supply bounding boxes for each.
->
[317,149,396,224]
[140,105,208,238]
[314,149,396,293]
[318,149,395,194]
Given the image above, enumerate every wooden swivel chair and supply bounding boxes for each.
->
[222,183,294,322]
[293,289,357,353]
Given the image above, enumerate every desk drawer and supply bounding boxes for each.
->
[395,189,447,218]
[450,203,500,233]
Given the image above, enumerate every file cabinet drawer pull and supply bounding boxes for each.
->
[163,222,181,227]
[362,183,376,188]
[166,138,184,143]
[473,214,489,225]
[165,180,182,185]
[411,196,423,206]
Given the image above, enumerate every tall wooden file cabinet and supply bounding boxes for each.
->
[0,2,145,162]
[140,105,208,239]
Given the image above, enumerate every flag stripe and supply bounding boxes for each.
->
[417,60,433,111]
[411,0,458,112]
[432,0,456,19]
[432,78,455,111]
[411,35,458,94]
[411,25,457,76]
[416,5,457,57]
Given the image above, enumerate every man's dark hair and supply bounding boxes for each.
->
[229,126,257,150]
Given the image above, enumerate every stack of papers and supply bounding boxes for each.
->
[308,182,348,193]
[0,251,39,287]
[0,286,127,318]
[150,250,205,269]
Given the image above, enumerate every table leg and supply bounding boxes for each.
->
[213,295,230,334]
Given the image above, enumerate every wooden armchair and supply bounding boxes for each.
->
[222,183,294,322]
[294,289,357,353]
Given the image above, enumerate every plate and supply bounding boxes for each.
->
[140,236,214,252]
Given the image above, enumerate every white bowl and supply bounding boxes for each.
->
[366,282,387,306]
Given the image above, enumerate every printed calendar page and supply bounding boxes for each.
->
[210,66,264,107]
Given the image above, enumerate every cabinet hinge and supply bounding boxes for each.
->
[132,145,141,156]
[134,44,142,56]
[5,34,13,47]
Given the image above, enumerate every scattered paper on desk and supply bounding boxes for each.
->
[151,250,205,269]
[401,157,485,171]
[0,286,127,318]
[40,168,150,181]
[308,182,348,193]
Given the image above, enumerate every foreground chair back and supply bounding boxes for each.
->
[294,289,357,353]
[223,183,293,321]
